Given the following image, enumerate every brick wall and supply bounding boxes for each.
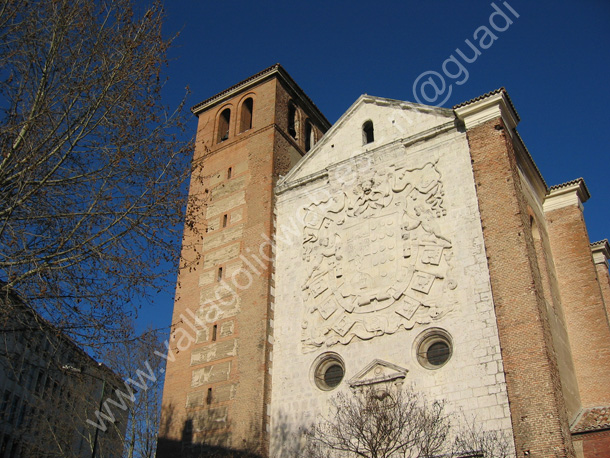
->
[595,262,610,322]
[544,201,610,408]
[528,213,582,420]
[158,69,328,457]
[591,244,610,324]
[159,78,278,456]
[466,116,574,457]
[574,430,610,458]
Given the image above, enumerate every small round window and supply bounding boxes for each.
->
[312,353,345,391]
[415,329,453,370]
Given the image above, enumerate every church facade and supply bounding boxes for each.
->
[158,65,610,458]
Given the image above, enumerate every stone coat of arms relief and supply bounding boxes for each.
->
[300,161,457,352]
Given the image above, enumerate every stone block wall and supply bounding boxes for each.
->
[270,99,514,456]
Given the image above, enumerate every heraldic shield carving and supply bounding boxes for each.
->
[300,161,458,352]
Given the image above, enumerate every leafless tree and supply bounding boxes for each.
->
[305,386,514,458]
[0,0,193,347]
[98,324,165,458]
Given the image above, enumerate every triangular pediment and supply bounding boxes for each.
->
[278,95,455,191]
[348,359,408,388]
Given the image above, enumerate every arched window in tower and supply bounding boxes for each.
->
[362,120,374,145]
[305,120,314,152]
[288,102,298,139]
[218,108,231,143]
[239,98,253,133]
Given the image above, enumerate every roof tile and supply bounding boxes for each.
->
[453,87,520,122]
[572,406,610,433]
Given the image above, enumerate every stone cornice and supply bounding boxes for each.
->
[543,178,590,212]
[591,240,610,266]
[454,90,519,134]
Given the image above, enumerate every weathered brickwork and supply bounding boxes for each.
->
[544,194,610,408]
[591,241,610,327]
[462,114,575,456]
[526,203,581,419]
[574,430,610,458]
[158,65,330,457]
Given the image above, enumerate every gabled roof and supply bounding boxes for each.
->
[347,359,408,387]
[277,94,454,190]
[590,239,610,264]
[549,178,589,193]
[191,64,283,112]
[455,88,549,195]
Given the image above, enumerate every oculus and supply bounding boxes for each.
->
[415,328,453,369]
[311,352,345,391]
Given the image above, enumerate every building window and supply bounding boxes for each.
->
[415,328,452,369]
[217,267,223,282]
[206,388,213,405]
[1,390,10,419]
[212,324,217,342]
[15,403,25,428]
[288,102,298,139]
[34,370,44,396]
[227,167,232,179]
[8,395,19,424]
[218,108,231,143]
[222,214,228,228]
[305,120,313,152]
[239,98,253,133]
[312,353,345,391]
[362,120,374,145]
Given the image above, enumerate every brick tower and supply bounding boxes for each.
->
[157,65,329,457]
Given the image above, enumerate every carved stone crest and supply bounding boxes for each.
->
[301,161,457,352]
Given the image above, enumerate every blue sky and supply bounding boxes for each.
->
[145,0,610,331]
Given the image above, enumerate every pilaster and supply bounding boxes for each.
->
[544,181,610,408]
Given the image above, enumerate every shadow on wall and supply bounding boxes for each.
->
[156,404,264,458]
[269,410,311,458]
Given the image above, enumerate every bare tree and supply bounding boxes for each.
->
[305,386,514,458]
[0,0,193,346]
[99,324,165,458]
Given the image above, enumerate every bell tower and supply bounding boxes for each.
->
[157,65,329,457]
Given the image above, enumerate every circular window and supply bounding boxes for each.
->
[415,329,453,370]
[324,364,344,388]
[311,353,345,391]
